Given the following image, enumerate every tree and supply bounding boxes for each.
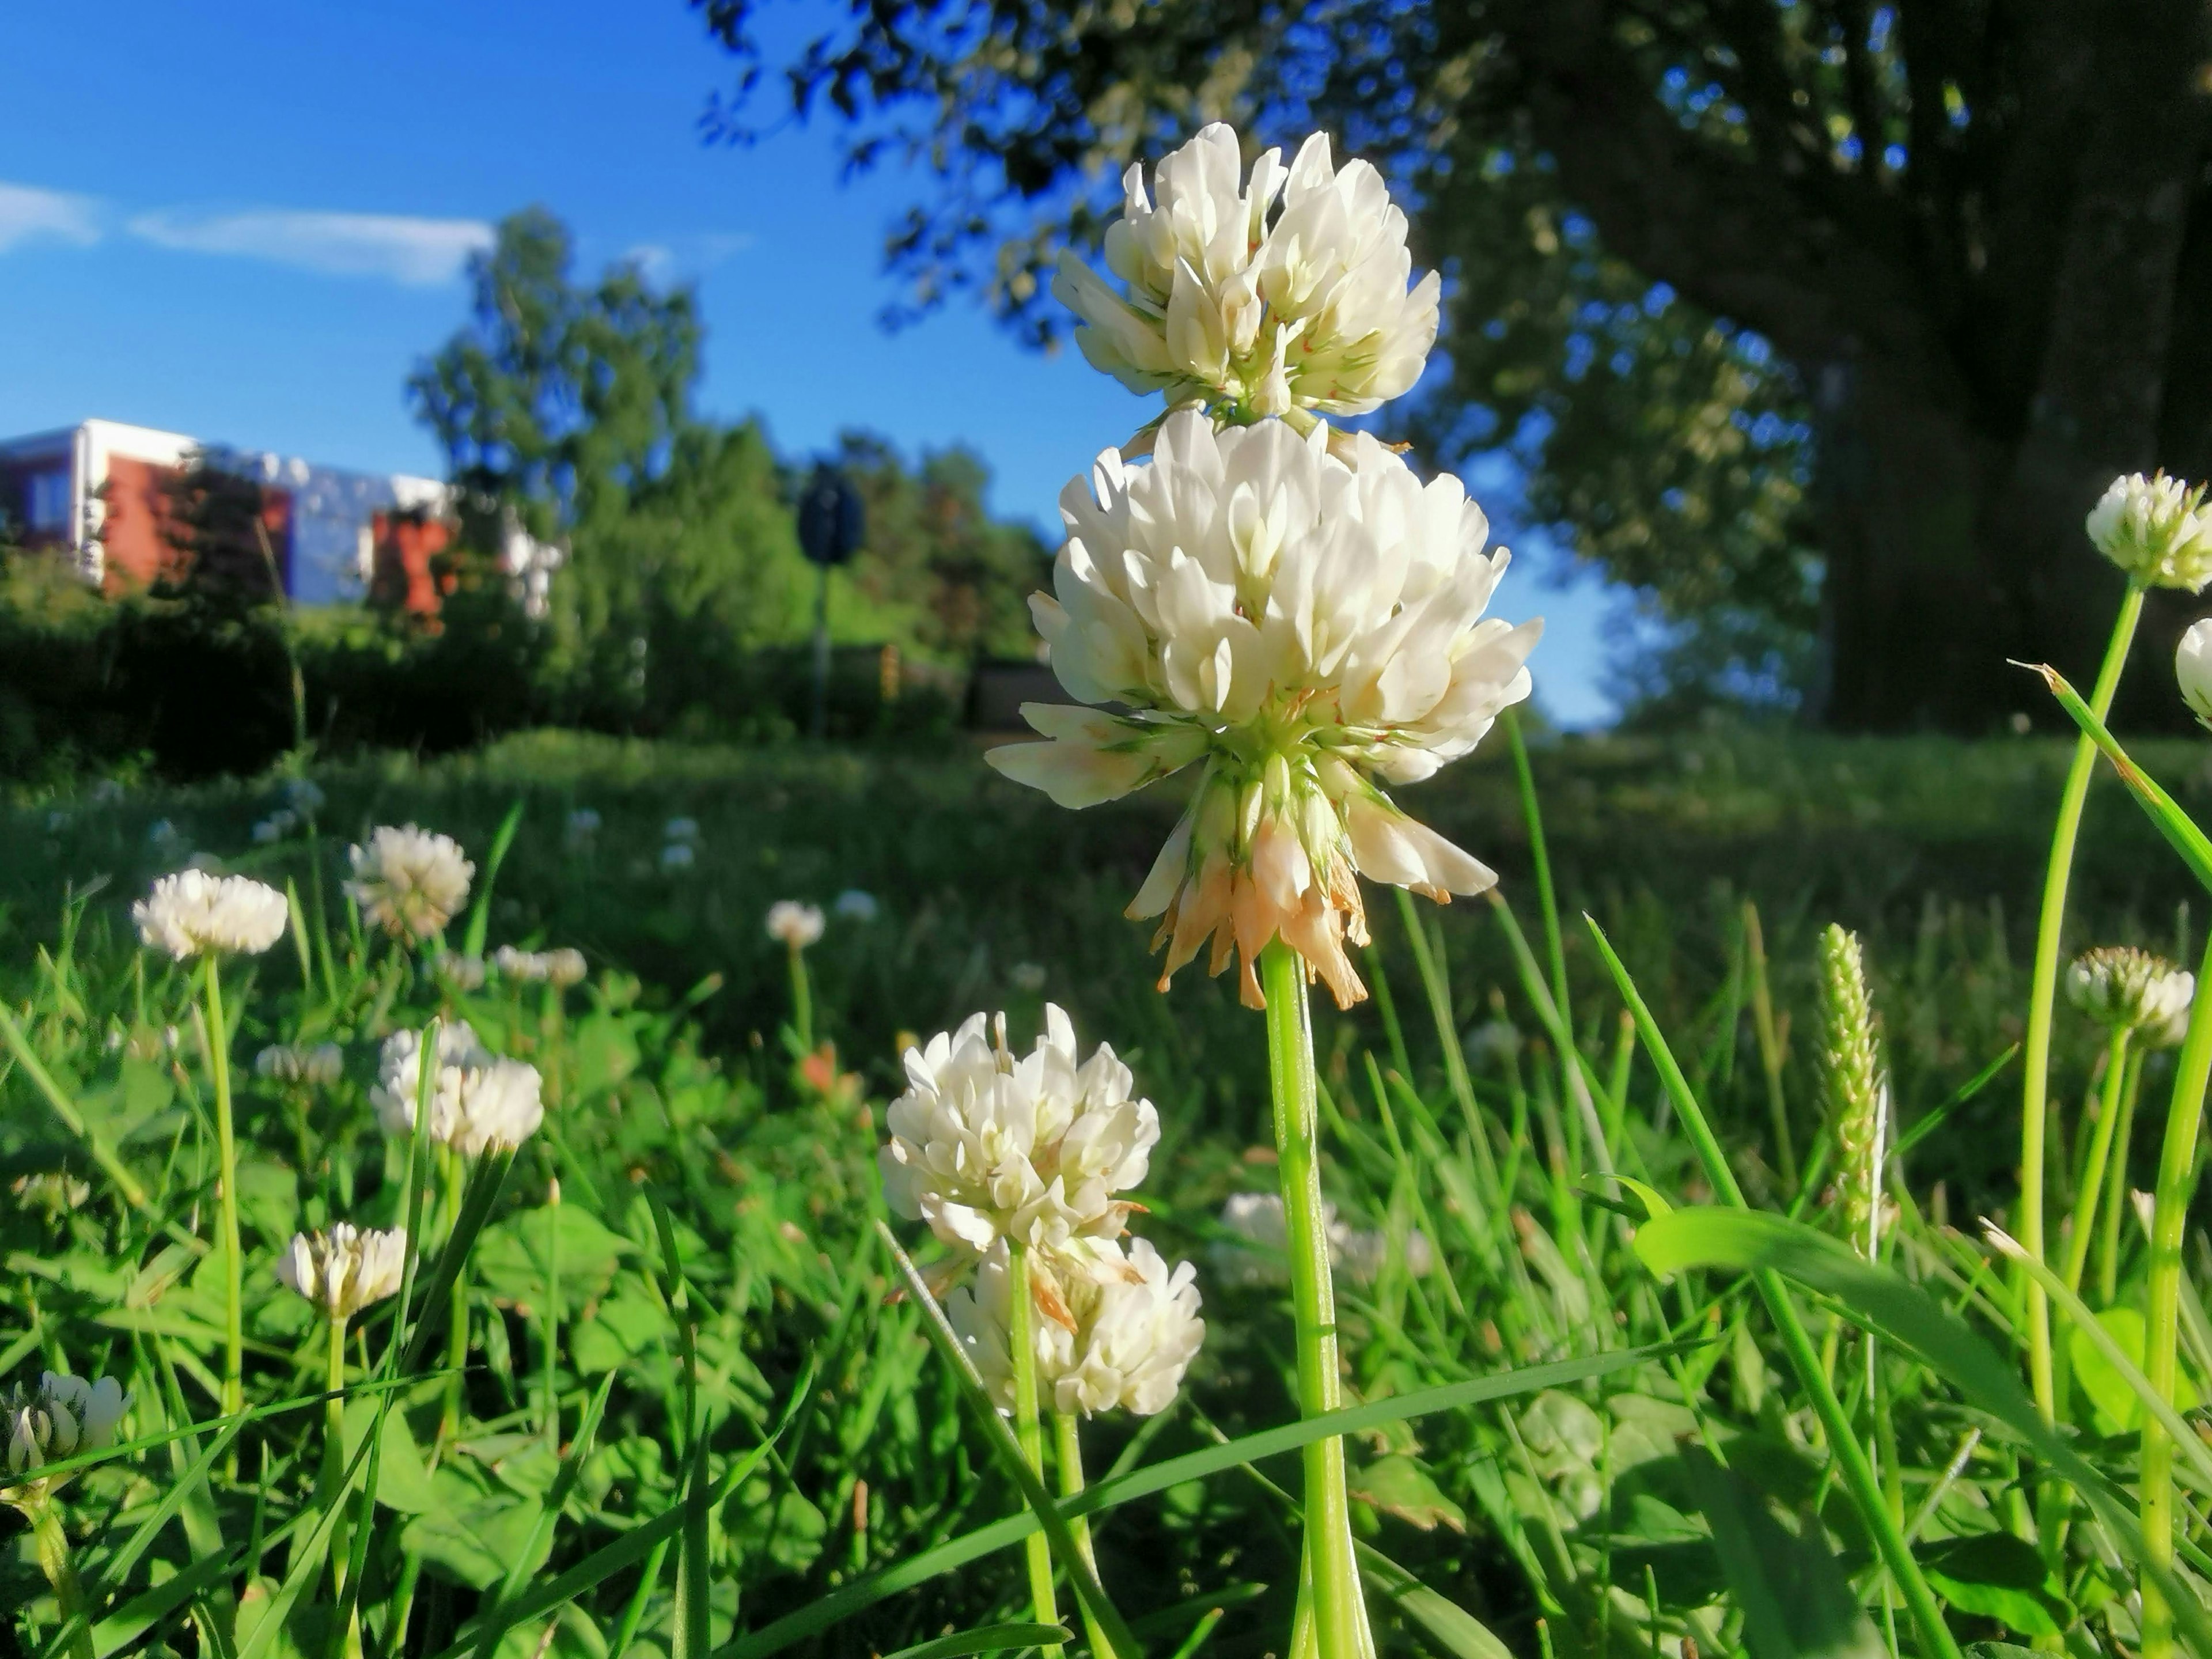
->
[696,0,2212,730]
[409,210,806,725]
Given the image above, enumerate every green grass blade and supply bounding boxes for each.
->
[1354,1545,1512,1659]
[1634,1205,2212,1647]
[89,1551,236,1658]
[0,1000,150,1208]
[882,1627,1072,1659]
[2027,660,2212,892]
[877,1222,1145,1659]
[460,797,527,959]
[469,1369,620,1659]
[718,1336,1677,1659]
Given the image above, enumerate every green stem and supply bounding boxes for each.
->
[440,1148,469,1448]
[1006,1240,1062,1653]
[2062,1028,2133,1296]
[1261,941,1370,1659]
[203,956,244,1427]
[30,1500,96,1659]
[789,944,813,1056]
[2136,928,2212,1659]
[544,1175,562,1446]
[1054,1411,1118,1659]
[2097,1047,2147,1306]
[1744,902,1798,1192]
[323,1313,365,1659]
[2020,580,2145,1423]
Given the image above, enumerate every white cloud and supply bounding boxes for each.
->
[0,181,102,252]
[124,206,495,286]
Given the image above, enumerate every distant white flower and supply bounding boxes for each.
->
[276,1224,408,1321]
[255,1041,343,1088]
[766,900,826,949]
[371,1021,543,1157]
[2067,946,2195,1035]
[987,410,1537,1007]
[146,817,180,847]
[43,810,68,834]
[2088,472,2212,591]
[251,810,298,845]
[3,1371,129,1494]
[435,951,487,991]
[1331,1223,1435,1286]
[283,778,325,816]
[664,816,700,844]
[1011,961,1049,994]
[12,1172,90,1217]
[1464,1020,1524,1069]
[90,779,126,806]
[134,870,290,959]
[495,945,587,987]
[880,1005,1160,1255]
[2179,620,2212,728]
[1052,122,1440,426]
[950,1236,1205,1416]
[660,842,696,872]
[834,889,881,922]
[346,825,474,941]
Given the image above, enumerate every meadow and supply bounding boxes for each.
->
[6,722,2212,1658]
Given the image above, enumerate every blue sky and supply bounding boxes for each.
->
[0,0,1622,724]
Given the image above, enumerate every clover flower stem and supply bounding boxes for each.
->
[2135,926,2212,1659]
[543,1175,562,1446]
[202,956,245,1437]
[321,1312,366,1659]
[788,941,814,1054]
[2020,579,2145,1428]
[2062,1029,2133,1296]
[29,1498,95,1659]
[438,1146,469,1448]
[1053,1411,1118,1659]
[1260,940,1370,1659]
[1004,1240,1063,1653]
[2097,1047,2147,1306]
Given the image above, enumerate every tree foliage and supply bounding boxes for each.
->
[698,0,2212,729]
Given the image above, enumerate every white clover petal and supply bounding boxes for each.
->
[134,871,290,959]
[344,825,474,941]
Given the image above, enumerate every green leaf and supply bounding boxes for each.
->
[2028,661,2212,893]
[401,1466,543,1590]
[340,1396,436,1512]
[1357,1545,1512,1659]
[472,1202,633,1317]
[461,797,527,959]
[1349,1454,1465,1532]
[1917,1533,2075,1639]
[2069,1306,2203,1434]
[1680,1448,1885,1659]
[724,1477,830,1573]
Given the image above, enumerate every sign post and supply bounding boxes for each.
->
[795,463,865,740]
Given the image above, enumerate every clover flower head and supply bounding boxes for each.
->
[1052,122,1440,426]
[252,810,298,845]
[660,841,696,872]
[766,900,826,949]
[879,1004,1160,1255]
[3,1371,129,1496]
[371,1021,544,1157]
[664,816,701,844]
[255,1041,344,1088]
[2179,620,2212,729]
[495,945,588,987]
[283,778,325,816]
[1330,1223,1435,1286]
[345,825,474,941]
[134,870,290,959]
[2066,946,2195,1035]
[2087,472,2212,592]
[435,950,487,991]
[987,411,1538,1008]
[276,1223,408,1321]
[564,808,601,850]
[949,1236,1205,1416]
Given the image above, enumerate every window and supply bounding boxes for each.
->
[24,468,70,532]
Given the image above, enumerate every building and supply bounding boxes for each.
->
[0,418,560,613]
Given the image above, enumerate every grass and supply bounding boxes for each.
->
[5,722,2212,1657]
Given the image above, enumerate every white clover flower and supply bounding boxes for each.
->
[987,411,1538,1008]
[949,1237,1205,1416]
[834,889,881,922]
[766,900,826,949]
[2067,946,2195,1035]
[498,945,588,987]
[372,1021,544,1157]
[2087,472,2212,591]
[1011,961,1049,994]
[1052,123,1439,427]
[90,779,126,806]
[3,1371,129,1495]
[133,870,290,960]
[880,1005,1160,1255]
[660,842,696,872]
[2179,620,2212,728]
[435,950,487,991]
[1330,1224,1435,1287]
[664,816,701,844]
[283,778,325,816]
[276,1224,408,1321]
[564,808,602,850]
[345,825,475,941]
[255,1041,344,1088]
[251,810,298,845]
